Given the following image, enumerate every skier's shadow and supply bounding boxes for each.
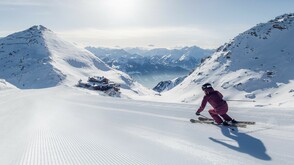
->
[209,126,271,161]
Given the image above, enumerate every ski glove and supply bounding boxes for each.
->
[195,112,200,116]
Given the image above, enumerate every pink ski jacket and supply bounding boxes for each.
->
[196,89,227,114]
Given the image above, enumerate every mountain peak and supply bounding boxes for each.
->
[272,13,294,22]
[4,25,53,42]
[28,25,51,32]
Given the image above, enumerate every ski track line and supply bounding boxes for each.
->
[71,101,189,123]
[16,129,151,165]
[70,102,262,133]
[69,101,262,131]
[65,97,196,112]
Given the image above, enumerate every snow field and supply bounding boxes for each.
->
[1,87,294,164]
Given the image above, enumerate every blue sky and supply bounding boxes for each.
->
[0,0,293,49]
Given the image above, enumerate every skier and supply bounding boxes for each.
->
[195,83,237,126]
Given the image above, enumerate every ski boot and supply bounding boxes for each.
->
[222,121,230,126]
[227,119,238,125]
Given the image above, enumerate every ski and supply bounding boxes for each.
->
[198,117,255,125]
[190,119,246,128]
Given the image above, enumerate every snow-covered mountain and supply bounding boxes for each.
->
[86,46,213,88]
[153,76,186,93]
[0,79,16,90]
[162,13,294,107]
[0,25,155,97]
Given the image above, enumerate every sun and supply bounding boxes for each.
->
[102,0,138,21]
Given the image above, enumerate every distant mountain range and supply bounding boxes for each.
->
[86,46,213,88]
[161,13,294,107]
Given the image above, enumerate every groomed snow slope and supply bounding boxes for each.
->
[0,87,293,165]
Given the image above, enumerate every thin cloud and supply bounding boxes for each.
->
[57,26,223,49]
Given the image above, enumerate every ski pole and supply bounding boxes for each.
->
[200,114,210,119]
[225,99,256,102]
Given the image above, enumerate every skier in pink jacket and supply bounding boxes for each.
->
[196,83,237,126]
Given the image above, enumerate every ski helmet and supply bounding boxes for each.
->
[202,83,212,90]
